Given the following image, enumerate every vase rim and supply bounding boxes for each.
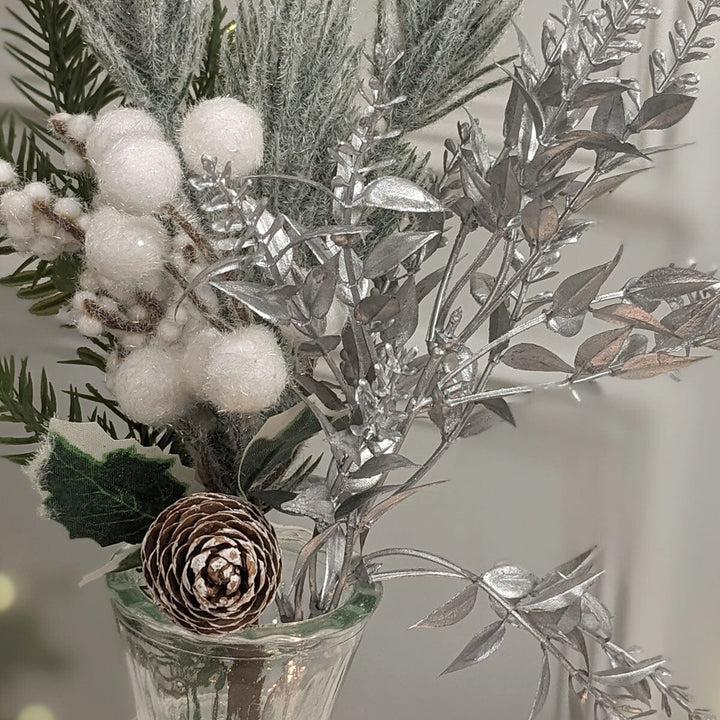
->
[106,525,382,657]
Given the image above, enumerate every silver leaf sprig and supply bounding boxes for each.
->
[364,547,714,720]
[180,1,720,712]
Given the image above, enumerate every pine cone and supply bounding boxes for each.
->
[141,493,282,635]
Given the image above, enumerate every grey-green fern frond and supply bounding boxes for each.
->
[222,0,361,226]
[376,0,522,131]
[65,0,213,127]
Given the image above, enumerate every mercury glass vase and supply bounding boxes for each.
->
[106,527,381,720]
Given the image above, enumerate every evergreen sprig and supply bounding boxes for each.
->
[222,0,362,227]
[376,0,521,130]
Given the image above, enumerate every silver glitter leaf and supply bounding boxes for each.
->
[459,408,500,438]
[281,484,335,526]
[441,620,506,675]
[297,335,342,358]
[580,594,613,640]
[303,254,340,320]
[482,565,537,600]
[362,231,439,279]
[503,343,574,373]
[470,272,496,305]
[592,656,666,688]
[349,453,416,480]
[630,94,696,132]
[411,583,479,629]
[617,352,708,380]
[528,651,551,720]
[363,176,445,213]
[518,569,604,612]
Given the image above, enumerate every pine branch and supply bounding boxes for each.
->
[376,0,522,131]
[222,0,362,226]
[65,0,212,127]
[191,0,229,102]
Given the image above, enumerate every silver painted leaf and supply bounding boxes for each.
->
[354,295,402,324]
[363,231,439,279]
[381,276,418,345]
[363,177,444,213]
[552,547,596,580]
[411,584,479,629]
[592,656,666,687]
[303,254,340,319]
[592,90,627,137]
[209,280,295,324]
[281,483,335,525]
[362,480,449,528]
[480,397,516,427]
[630,94,696,132]
[503,343,574,373]
[593,303,673,335]
[470,272,496,305]
[529,651,551,720]
[550,247,622,323]
[574,327,631,375]
[349,453,416,480]
[615,333,649,366]
[624,266,718,303]
[521,199,560,244]
[459,407,500,438]
[417,267,446,304]
[580,593,613,639]
[290,522,343,588]
[617,352,708,379]
[440,620,506,675]
[482,565,537,600]
[518,569,604,612]
[546,314,585,337]
[574,169,649,210]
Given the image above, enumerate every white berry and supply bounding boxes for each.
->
[180,97,264,176]
[85,107,163,163]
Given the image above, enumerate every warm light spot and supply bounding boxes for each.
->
[0,573,16,612]
[17,705,55,720]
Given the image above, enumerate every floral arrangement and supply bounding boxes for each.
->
[2,0,720,718]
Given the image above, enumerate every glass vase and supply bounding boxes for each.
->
[106,526,382,720]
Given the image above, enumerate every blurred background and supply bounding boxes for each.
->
[2,1,720,719]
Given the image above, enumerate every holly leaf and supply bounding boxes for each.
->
[30,420,192,547]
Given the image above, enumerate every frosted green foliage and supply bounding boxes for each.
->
[222,0,361,226]
[65,0,213,127]
[376,0,522,130]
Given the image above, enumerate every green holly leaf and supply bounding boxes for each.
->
[29,419,193,547]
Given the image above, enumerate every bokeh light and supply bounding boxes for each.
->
[0,572,17,612]
[16,705,55,720]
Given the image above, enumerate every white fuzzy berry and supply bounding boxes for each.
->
[112,345,192,425]
[53,197,84,221]
[157,317,184,345]
[180,97,264,176]
[181,327,222,395]
[84,207,168,289]
[95,135,181,214]
[76,313,104,338]
[0,159,17,187]
[65,113,95,143]
[85,107,163,163]
[64,149,90,174]
[200,325,287,413]
[30,235,65,261]
[0,190,33,224]
[23,182,53,204]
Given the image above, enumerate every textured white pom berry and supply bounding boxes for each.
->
[201,326,287,413]
[0,159,17,186]
[76,313,104,338]
[181,327,222,395]
[113,345,191,425]
[53,197,84,221]
[85,107,163,163]
[23,182,53,204]
[0,190,33,224]
[84,207,168,287]
[95,136,182,214]
[64,149,90,174]
[65,113,95,143]
[180,98,264,176]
